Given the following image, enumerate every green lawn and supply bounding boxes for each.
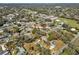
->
[61,48,75,55]
[59,18,79,30]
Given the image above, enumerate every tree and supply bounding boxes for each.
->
[0,46,2,52]
[61,47,76,55]
[40,47,51,55]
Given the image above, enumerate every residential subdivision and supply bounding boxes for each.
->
[0,3,79,55]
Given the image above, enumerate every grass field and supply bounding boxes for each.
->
[59,18,79,30]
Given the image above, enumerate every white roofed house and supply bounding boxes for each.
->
[49,40,65,55]
[70,28,77,34]
[71,28,76,31]
[0,44,6,51]
[55,6,62,9]
[0,43,9,55]
[41,36,48,42]
[6,14,15,22]
[49,41,56,50]
[16,47,26,55]
[7,14,15,20]
[56,19,60,22]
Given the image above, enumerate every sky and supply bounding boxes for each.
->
[0,0,79,3]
